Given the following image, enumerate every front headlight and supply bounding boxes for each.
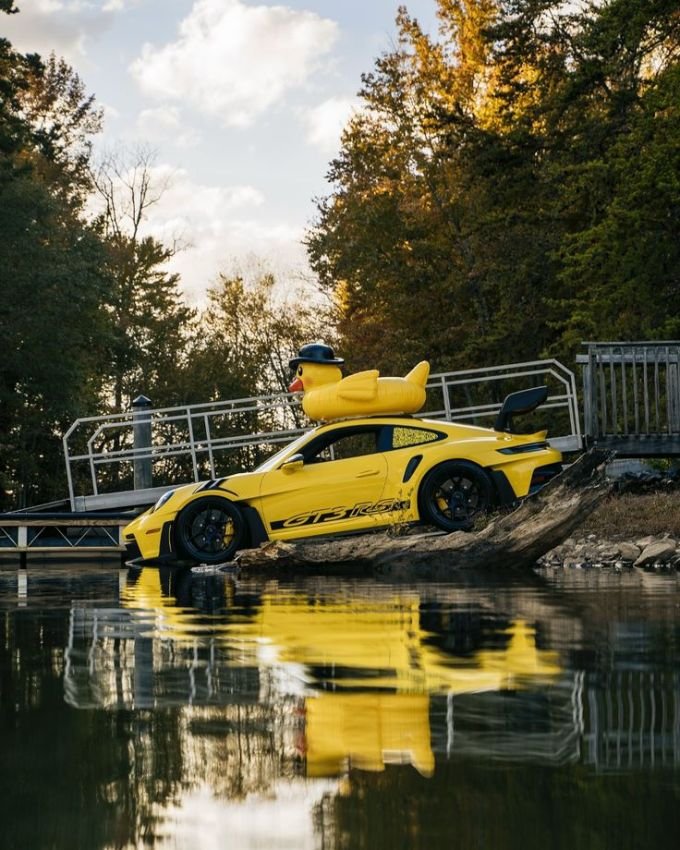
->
[152,489,175,512]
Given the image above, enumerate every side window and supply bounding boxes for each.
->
[331,430,380,460]
[305,427,382,463]
[390,426,443,450]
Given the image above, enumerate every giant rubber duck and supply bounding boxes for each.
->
[288,342,430,421]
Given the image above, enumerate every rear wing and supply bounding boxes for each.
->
[494,386,548,433]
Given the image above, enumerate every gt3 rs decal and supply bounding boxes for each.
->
[270,498,411,530]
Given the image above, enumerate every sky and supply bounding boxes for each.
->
[3,0,439,303]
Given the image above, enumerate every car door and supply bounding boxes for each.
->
[258,424,390,540]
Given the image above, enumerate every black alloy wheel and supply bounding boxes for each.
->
[175,496,246,564]
[419,461,493,532]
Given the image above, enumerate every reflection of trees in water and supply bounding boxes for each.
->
[2,607,305,849]
[0,602,182,849]
[6,568,680,848]
[180,699,306,799]
[313,759,680,850]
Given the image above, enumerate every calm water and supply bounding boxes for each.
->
[1,561,679,850]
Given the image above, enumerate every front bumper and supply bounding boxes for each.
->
[123,519,177,563]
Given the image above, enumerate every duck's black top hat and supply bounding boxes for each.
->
[289,342,344,370]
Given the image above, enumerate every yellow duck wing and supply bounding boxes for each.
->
[337,370,379,400]
[404,361,430,386]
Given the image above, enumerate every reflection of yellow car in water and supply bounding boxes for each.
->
[119,569,561,776]
[123,386,561,565]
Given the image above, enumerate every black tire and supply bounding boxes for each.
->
[174,496,246,564]
[418,461,493,532]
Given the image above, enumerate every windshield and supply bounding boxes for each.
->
[253,428,315,473]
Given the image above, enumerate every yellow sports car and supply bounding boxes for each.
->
[123,385,562,565]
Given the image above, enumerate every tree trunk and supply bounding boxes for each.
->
[236,450,611,578]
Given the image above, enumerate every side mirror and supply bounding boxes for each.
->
[281,453,304,474]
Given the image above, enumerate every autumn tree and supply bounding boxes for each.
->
[307,1,521,374]
[191,267,334,400]
[308,0,680,371]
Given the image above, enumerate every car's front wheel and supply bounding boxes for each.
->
[175,496,246,564]
[419,461,493,532]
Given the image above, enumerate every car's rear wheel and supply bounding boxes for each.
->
[419,461,493,532]
[175,496,246,564]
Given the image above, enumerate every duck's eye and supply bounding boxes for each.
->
[297,366,303,376]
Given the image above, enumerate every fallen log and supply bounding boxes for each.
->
[235,449,612,577]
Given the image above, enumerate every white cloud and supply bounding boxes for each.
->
[169,217,308,305]
[102,0,142,9]
[136,106,202,148]
[129,0,339,127]
[1,0,126,63]
[302,95,359,153]
[134,167,305,302]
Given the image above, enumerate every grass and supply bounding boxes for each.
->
[579,490,680,539]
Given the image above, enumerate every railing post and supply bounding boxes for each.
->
[583,345,598,441]
[132,395,153,491]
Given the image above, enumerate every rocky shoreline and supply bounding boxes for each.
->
[540,534,680,570]
[537,467,680,570]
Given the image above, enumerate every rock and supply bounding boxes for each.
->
[236,539,299,567]
[635,536,656,549]
[597,543,621,561]
[634,541,678,568]
[619,542,641,562]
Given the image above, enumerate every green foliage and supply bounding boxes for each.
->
[307,0,680,371]
[0,17,334,507]
[0,37,110,507]
[99,231,196,411]
[3,0,678,507]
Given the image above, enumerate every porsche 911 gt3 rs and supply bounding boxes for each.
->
[123,386,562,565]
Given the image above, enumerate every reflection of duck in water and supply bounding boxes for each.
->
[305,693,435,777]
[288,342,430,421]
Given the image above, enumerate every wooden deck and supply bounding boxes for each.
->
[0,512,129,565]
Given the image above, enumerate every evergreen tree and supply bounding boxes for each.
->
[0,24,110,507]
[91,148,196,413]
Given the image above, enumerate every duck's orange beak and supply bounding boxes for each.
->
[288,377,303,392]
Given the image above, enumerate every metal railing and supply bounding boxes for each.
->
[63,359,582,511]
[577,342,680,456]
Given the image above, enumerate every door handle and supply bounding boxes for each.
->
[357,469,380,478]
